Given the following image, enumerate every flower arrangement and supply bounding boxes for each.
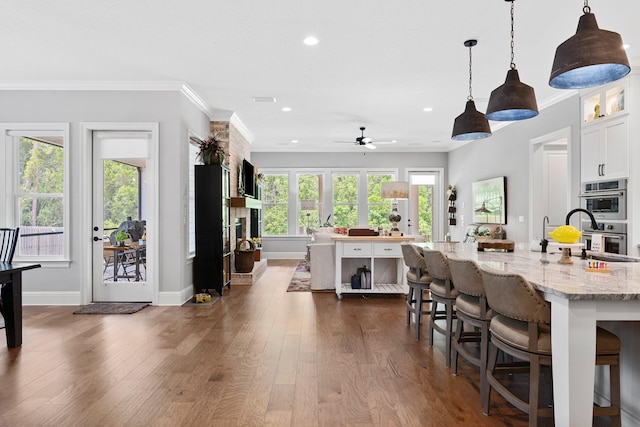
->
[197,135,225,165]
[251,237,262,248]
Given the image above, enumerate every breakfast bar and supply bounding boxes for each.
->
[416,242,640,427]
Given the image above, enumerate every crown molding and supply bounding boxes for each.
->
[210,111,255,144]
[0,80,254,143]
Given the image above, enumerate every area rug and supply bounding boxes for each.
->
[287,260,311,292]
[73,302,149,315]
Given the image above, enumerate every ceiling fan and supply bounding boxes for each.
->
[334,127,396,150]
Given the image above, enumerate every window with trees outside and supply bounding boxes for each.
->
[298,173,321,235]
[263,173,289,235]
[332,173,359,228]
[1,124,70,260]
[367,173,393,229]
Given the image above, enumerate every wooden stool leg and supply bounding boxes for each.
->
[415,287,423,340]
[406,286,414,326]
[610,358,621,427]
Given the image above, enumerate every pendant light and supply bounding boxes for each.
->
[486,0,538,121]
[549,1,630,89]
[451,39,492,141]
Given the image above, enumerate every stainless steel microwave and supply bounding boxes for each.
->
[580,179,626,220]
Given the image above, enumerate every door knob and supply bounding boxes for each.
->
[93,236,100,241]
[93,226,99,231]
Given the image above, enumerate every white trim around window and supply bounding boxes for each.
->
[1,123,70,265]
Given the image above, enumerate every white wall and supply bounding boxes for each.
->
[448,94,582,243]
[0,89,210,305]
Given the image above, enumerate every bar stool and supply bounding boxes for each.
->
[400,243,432,340]
[480,266,621,427]
[447,256,492,406]
[422,249,457,367]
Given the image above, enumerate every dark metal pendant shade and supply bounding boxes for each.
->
[549,12,630,89]
[486,69,539,121]
[452,100,492,141]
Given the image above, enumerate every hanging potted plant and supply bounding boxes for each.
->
[196,134,225,166]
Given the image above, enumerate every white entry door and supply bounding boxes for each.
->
[92,131,154,302]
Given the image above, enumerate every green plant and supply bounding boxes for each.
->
[474,228,491,237]
[115,230,129,242]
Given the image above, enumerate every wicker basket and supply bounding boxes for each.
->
[234,239,256,273]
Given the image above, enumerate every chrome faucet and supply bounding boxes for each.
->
[565,208,599,259]
[540,216,549,253]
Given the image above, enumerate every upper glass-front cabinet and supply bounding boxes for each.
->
[582,80,628,124]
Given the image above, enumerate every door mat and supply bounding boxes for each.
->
[287,261,311,292]
[73,303,149,314]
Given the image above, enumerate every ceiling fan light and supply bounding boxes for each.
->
[452,100,492,141]
[549,12,630,89]
[486,69,539,121]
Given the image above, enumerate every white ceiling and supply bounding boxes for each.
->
[3,1,639,153]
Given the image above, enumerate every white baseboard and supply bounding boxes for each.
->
[156,285,194,306]
[23,291,81,305]
[22,288,195,307]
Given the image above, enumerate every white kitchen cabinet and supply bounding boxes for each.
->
[333,236,412,299]
[580,116,629,182]
[581,81,627,125]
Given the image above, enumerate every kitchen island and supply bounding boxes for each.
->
[333,235,414,299]
[415,242,640,427]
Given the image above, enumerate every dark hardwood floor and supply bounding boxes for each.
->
[0,262,610,426]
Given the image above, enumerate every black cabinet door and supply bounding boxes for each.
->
[193,164,230,296]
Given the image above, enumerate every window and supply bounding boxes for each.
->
[409,172,437,240]
[263,173,289,235]
[1,124,70,260]
[297,173,321,235]
[367,173,393,229]
[332,173,359,228]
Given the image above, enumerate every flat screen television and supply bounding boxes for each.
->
[242,159,255,198]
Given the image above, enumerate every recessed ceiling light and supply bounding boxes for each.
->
[624,44,631,50]
[423,107,434,112]
[303,36,319,46]
[391,140,397,143]
[291,140,299,144]
[281,107,292,112]
[252,97,276,103]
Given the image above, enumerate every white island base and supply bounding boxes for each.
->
[333,236,413,299]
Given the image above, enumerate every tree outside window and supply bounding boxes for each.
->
[333,174,358,228]
[18,137,64,256]
[263,174,289,235]
[298,174,321,234]
[367,174,393,229]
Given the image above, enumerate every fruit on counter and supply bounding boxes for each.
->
[548,225,582,244]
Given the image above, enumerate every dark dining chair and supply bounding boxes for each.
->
[0,228,20,328]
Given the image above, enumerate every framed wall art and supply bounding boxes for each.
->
[472,176,506,224]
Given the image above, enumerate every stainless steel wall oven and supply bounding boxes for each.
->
[581,221,627,255]
[580,179,626,220]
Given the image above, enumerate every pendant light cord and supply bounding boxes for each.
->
[510,0,516,70]
[468,43,474,101]
[583,0,591,14]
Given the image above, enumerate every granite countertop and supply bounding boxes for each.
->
[416,242,640,301]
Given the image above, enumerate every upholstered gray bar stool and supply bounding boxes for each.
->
[480,266,621,427]
[447,256,492,405]
[422,249,457,367]
[400,243,432,340]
